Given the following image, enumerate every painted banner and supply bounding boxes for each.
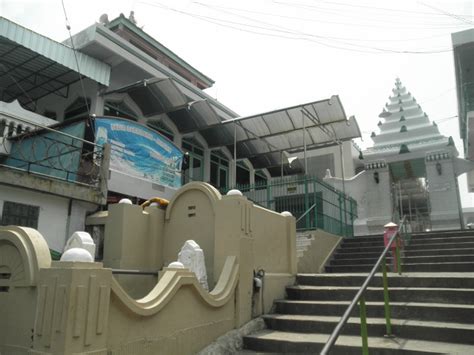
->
[95,118,183,189]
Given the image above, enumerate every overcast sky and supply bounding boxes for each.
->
[2,0,474,204]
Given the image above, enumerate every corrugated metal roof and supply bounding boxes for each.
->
[0,17,110,86]
[105,78,361,171]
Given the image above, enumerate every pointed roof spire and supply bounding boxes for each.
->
[365,78,451,155]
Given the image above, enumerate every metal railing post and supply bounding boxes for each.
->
[359,295,369,355]
[266,182,272,209]
[339,194,343,236]
[313,180,318,229]
[395,234,402,275]
[304,177,309,230]
[382,257,393,336]
[320,216,407,354]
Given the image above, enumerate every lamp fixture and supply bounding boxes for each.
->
[373,171,380,184]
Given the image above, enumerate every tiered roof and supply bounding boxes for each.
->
[364,78,452,159]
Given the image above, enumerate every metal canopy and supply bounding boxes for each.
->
[106,77,361,171]
[105,77,188,116]
[105,78,224,131]
[0,17,110,109]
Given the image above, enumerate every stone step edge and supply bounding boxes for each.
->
[274,299,474,309]
[243,330,474,353]
[263,314,474,330]
[287,285,474,292]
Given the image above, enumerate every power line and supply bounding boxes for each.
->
[192,2,452,43]
[305,0,474,19]
[196,2,452,53]
[140,1,453,55]
[419,2,474,26]
[195,2,451,53]
[60,0,92,121]
[273,0,472,29]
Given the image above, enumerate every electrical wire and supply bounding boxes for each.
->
[191,2,452,43]
[0,62,37,110]
[193,1,453,53]
[419,2,474,26]
[140,1,453,54]
[273,0,471,29]
[306,0,474,18]
[60,0,92,123]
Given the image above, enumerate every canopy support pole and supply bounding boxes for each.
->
[233,120,237,188]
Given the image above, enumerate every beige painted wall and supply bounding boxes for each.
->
[298,230,342,273]
[0,182,297,354]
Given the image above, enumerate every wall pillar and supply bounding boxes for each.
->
[364,160,392,234]
[32,262,111,355]
[203,148,211,183]
[425,151,462,231]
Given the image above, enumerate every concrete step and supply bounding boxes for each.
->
[403,247,474,257]
[341,236,474,249]
[329,254,474,266]
[341,241,385,248]
[263,314,474,345]
[333,250,389,259]
[326,261,474,273]
[410,236,474,244]
[336,245,385,253]
[342,235,384,244]
[286,285,474,304]
[407,241,474,250]
[243,330,474,354]
[296,273,474,288]
[336,241,474,255]
[411,230,474,238]
[332,248,474,260]
[274,300,474,323]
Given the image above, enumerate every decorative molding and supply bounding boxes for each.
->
[364,160,387,170]
[426,151,451,162]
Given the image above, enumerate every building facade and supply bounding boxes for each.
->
[325,79,473,234]
[0,14,361,252]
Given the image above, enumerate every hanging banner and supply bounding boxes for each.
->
[95,117,182,189]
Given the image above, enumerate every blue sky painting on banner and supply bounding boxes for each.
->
[95,118,183,189]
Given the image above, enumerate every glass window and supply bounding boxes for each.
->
[236,161,250,186]
[255,170,268,187]
[1,201,39,229]
[210,151,229,190]
[192,157,203,181]
[182,138,204,183]
[104,101,138,121]
[219,168,228,189]
[147,121,174,141]
[0,120,7,137]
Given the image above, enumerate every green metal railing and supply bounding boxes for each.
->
[320,216,410,354]
[222,175,357,237]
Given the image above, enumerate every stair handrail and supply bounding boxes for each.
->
[295,202,318,224]
[320,216,408,355]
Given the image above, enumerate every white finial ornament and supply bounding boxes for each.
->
[227,189,243,196]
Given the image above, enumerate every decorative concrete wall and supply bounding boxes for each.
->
[425,151,463,230]
[0,182,297,355]
[297,230,342,273]
[324,160,393,235]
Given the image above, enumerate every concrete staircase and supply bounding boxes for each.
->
[242,230,474,353]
